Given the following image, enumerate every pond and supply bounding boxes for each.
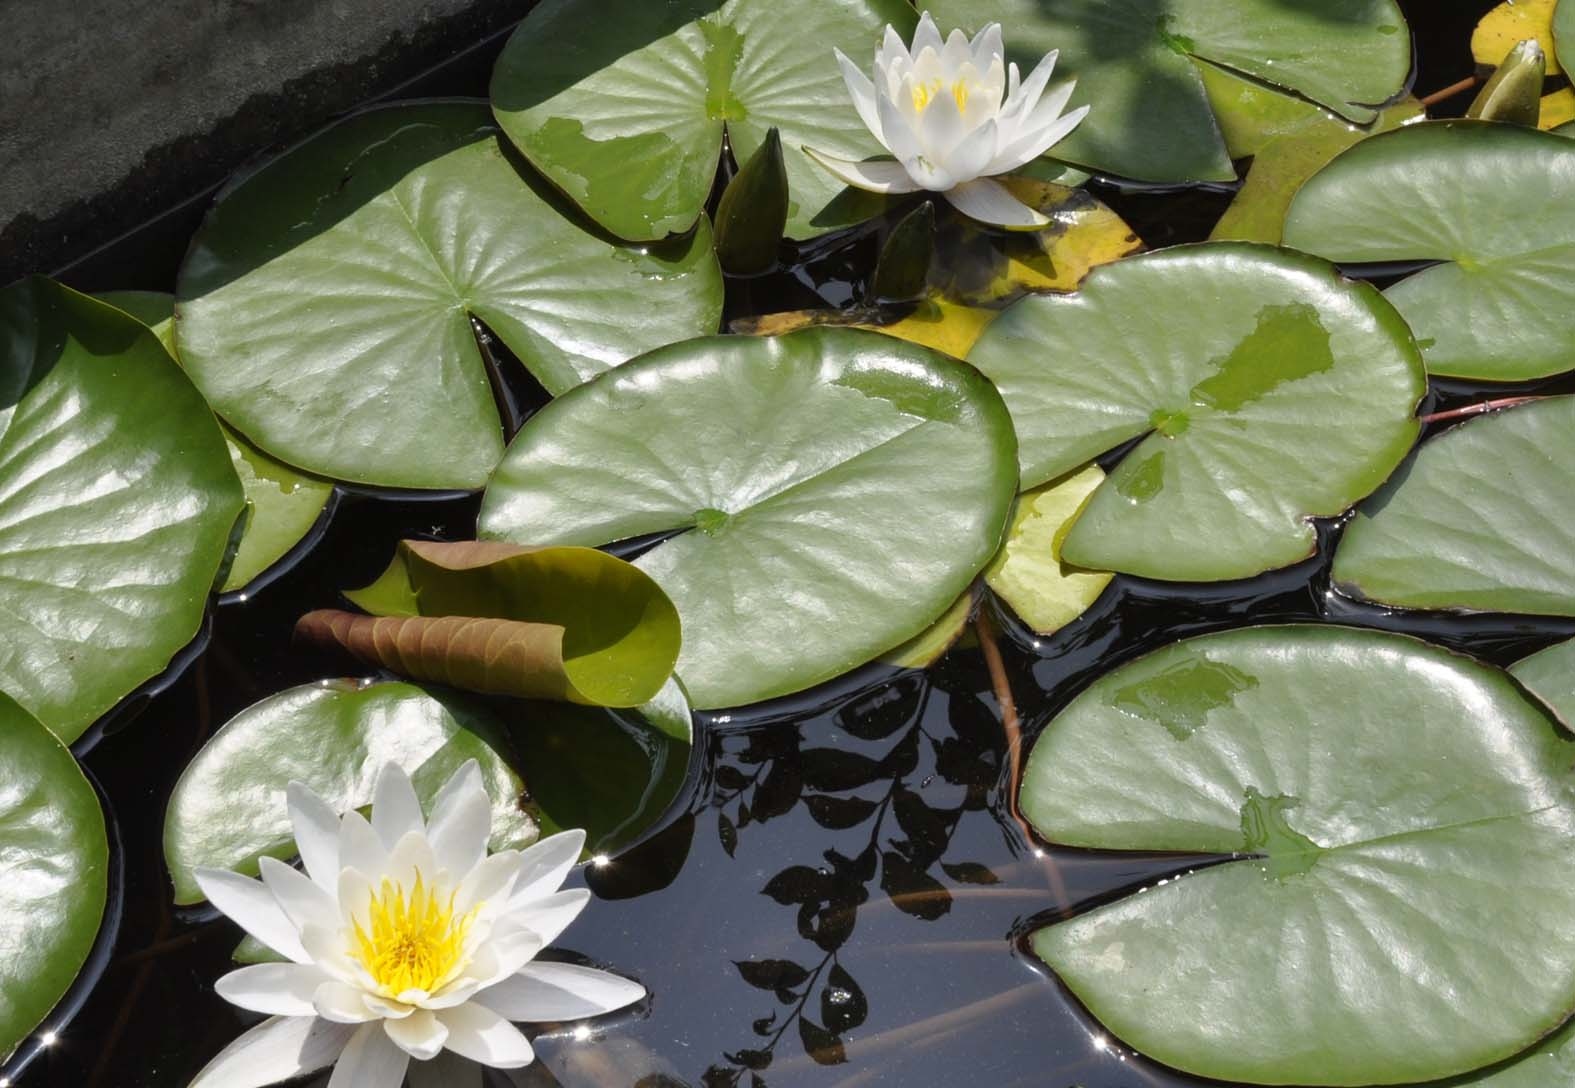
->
[8,0,1575,1086]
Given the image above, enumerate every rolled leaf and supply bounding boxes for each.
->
[298,539,681,706]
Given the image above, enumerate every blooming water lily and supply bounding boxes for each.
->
[189,762,643,1087]
[806,11,1089,229]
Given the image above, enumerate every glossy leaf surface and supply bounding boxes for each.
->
[100,290,333,595]
[176,101,723,489]
[163,680,536,905]
[967,244,1424,581]
[1024,625,1575,1085]
[480,327,1017,709]
[984,465,1112,635]
[0,278,243,742]
[930,0,1410,183]
[1333,396,1575,615]
[0,693,108,1061]
[491,0,913,241]
[1284,121,1575,380]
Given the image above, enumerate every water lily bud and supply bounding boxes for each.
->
[1468,38,1546,126]
[714,127,789,275]
[872,200,936,303]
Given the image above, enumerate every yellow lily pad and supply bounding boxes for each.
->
[1474,0,1563,76]
[984,466,1114,635]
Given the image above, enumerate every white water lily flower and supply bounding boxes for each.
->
[188,761,643,1088]
[805,11,1089,229]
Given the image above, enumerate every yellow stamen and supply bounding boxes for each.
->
[912,78,941,112]
[350,871,476,996]
[953,78,969,111]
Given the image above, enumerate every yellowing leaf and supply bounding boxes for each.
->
[1474,0,1563,75]
[985,466,1114,635]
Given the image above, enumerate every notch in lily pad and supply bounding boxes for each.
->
[715,127,789,276]
[295,540,681,708]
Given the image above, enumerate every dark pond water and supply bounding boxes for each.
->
[12,1,1575,1086]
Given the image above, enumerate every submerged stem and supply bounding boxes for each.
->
[1420,396,1542,425]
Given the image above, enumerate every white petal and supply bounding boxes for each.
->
[456,851,523,915]
[189,1016,354,1088]
[338,811,388,880]
[426,764,491,880]
[835,49,885,145]
[259,857,340,934]
[991,103,1089,175]
[478,963,645,1023]
[805,149,924,196]
[287,782,343,893]
[509,829,583,909]
[465,928,543,991]
[942,118,998,185]
[437,1003,535,1068]
[911,11,944,58]
[515,888,590,948]
[338,867,377,933]
[371,763,425,847]
[328,1022,411,1088]
[916,86,968,159]
[195,868,310,964]
[385,1009,449,1061]
[315,981,380,1024]
[421,976,484,1011]
[944,178,1050,229]
[1020,79,1079,139]
[940,27,972,73]
[302,923,363,985]
[407,1050,482,1088]
[365,994,417,1019]
[1000,49,1058,127]
[384,829,439,890]
[215,963,327,1017]
[970,22,1003,68]
[876,89,925,165]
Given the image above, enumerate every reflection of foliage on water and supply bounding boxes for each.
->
[702,663,1005,1085]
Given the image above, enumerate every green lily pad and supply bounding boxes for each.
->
[930,0,1410,184]
[163,679,538,905]
[0,278,243,742]
[490,0,913,242]
[984,465,1113,634]
[1283,121,1575,381]
[879,588,977,669]
[480,326,1017,709]
[0,692,108,1062]
[965,243,1424,581]
[1511,639,1575,727]
[175,100,723,490]
[1201,63,1423,245]
[99,291,334,596]
[1023,624,1575,1086]
[298,539,681,708]
[1333,396,1575,616]
[1552,0,1575,72]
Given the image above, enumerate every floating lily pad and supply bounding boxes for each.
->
[984,465,1113,635]
[163,679,537,905]
[491,0,914,241]
[1201,63,1423,245]
[1333,396,1575,615]
[1511,638,1575,726]
[1284,121,1575,381]
[1023,624,1575,1086]
[298,539,681,708]
[0,278,243,742]
[966,243,1424,581]
[480,327,1017,709]
[100,291,334,595]
[176,100,723,490]
[930,0,1410,184]
[0,692,108,1062]
[1559,0,1575,72]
